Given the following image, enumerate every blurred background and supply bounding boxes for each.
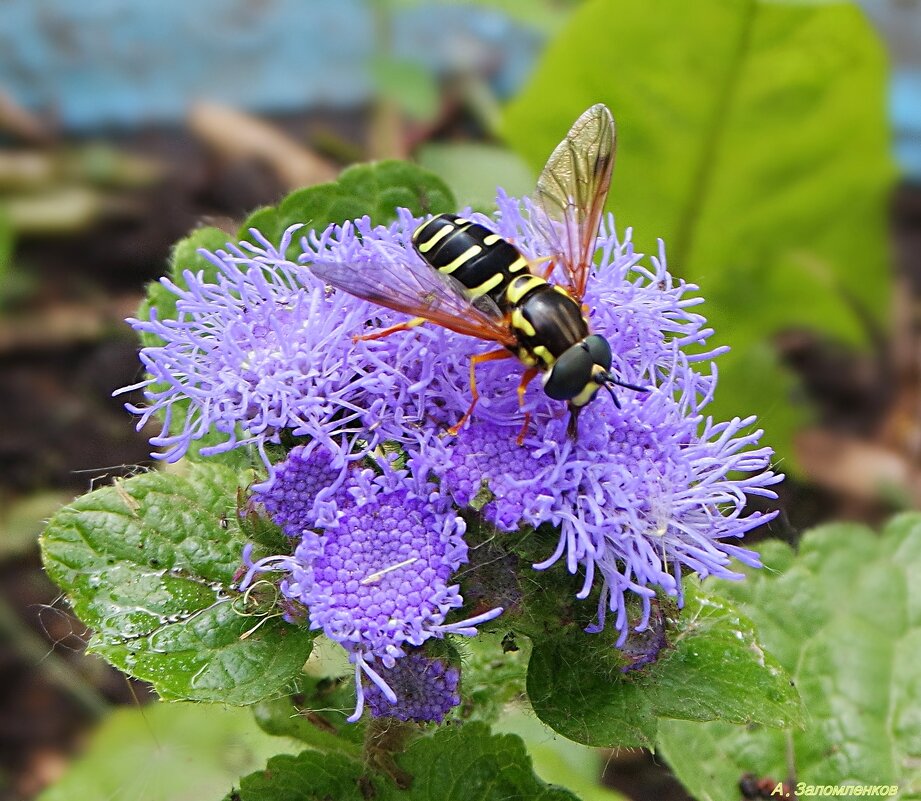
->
[0,0,918,799]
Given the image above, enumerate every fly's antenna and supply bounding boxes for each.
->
[596,372,650,408]
[602,381,621,409]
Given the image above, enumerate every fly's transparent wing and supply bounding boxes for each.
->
[531,104,615,300]
[308,254,516,346]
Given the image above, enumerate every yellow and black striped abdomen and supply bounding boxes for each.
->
[412,214,529,301]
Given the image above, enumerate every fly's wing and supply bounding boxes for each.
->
[308,253,517,346]
[531,104,615,300]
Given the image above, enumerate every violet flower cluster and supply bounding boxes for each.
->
[122,190,781,721]
[238,445,500,721]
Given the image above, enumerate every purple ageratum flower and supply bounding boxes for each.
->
[362,650,461,723]
[115,226,421,471]
[300,193,782,643]
[240,445,501,721]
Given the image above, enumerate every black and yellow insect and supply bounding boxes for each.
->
[309,104,645,440]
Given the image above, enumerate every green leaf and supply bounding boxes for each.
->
[458,630,531,725]
[232,750,365,801]
[396,722,579,801]
[644,581,802,729]
[495,707,628,801]
[239,161,455,252]
[40,463,314,705]
[528,631,658,748]
[37,702,301,801]
[657,515,921,800]
[502,0,893,467]
[527,579,801,749]
[251,690,364,756]
[233,722,580,800]
[416,143,535,212]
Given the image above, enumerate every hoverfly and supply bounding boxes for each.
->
[309,104,645,441]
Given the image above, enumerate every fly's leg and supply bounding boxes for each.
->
[447,349,515,436]
[567,403,581,440]
[353,316,426,343]
[515,367,539,445]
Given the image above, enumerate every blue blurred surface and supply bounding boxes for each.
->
[858,0,921,179]
[892,69,921,180]
[0,0,541,130]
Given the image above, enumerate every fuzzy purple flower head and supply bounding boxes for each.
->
[362,651,461,723]
[116,227,419,472]
[240,445,501,721]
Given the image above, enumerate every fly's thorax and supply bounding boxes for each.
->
[411,214,528,302]
[509,283,589,371]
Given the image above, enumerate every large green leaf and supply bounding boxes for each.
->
[40,463,314,704]
[37,702,301,801]
[526,579,802,749]
[502,0,892,464]
[232,722,580,801]
[657,515,921,800]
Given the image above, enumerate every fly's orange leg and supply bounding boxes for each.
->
[353,316,426,343]
[515,367,539,445]
[447,349,515,436]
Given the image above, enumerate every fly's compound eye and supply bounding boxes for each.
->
[543,344,594,400]
[584,335,612,371]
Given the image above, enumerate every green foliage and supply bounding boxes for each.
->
[396,723,578,801]
[416,143,535,212]
[239,161,455,254]
[231,722,580,801]
[40,463,315,705]
[657,515,921,799]
[248,671,625,800]
[232,751,365,801]
[252,693,365,757]
[502,0,893,465]
[495,709,627,801]
[526,579,802,749]
[37,702,301,801]
[457,630,531,724]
